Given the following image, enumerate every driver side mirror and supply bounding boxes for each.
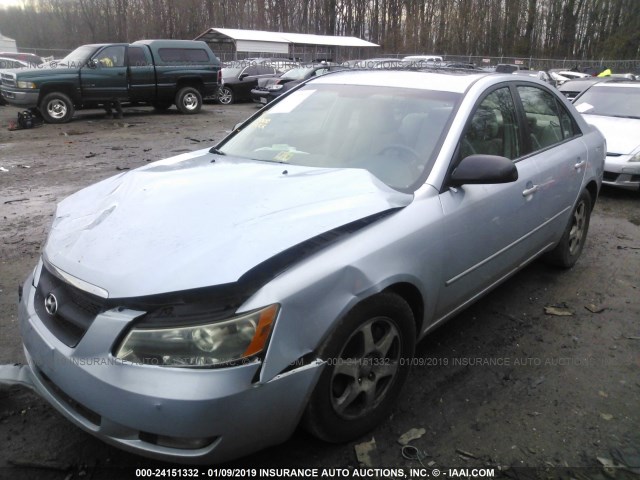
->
[87,59,99,69]
[450,154,518,187]
[239,73,248,80]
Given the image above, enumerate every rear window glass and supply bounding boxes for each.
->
[158,48,210,63]
[128,47,150,67]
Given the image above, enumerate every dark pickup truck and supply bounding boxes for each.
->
[0,40,221,123]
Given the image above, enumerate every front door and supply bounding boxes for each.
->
[81,45,128,101]
[435,85,542,319]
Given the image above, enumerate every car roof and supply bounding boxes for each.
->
[309,69,489,93]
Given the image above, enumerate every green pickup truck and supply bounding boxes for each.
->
[0,40,221,123]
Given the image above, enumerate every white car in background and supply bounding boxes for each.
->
[574,81,640,189]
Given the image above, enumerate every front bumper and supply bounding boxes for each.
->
[603,154,640,189]
[250,88,270,105]
[1,88,39,108]
[19,273,324,464]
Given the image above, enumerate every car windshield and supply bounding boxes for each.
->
[280,67,315,80]
[61,46,98,67]
[218,83,460,191]
[575,86,640,119]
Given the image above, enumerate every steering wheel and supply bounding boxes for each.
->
[378,144,422,170]
[379,144,420,159]
[461,138,476,156]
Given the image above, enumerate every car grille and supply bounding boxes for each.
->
[1,73,16,88]
[34,265,107,347]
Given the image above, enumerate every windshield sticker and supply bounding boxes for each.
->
[268,90,316,114]
[274,150,294,162]
[253,117,272,129]
[575,102,593,113]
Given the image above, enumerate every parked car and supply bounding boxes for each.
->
[18,69,604,464]
[217,59,296,105]
[495,63,528,73]
[557,76,630,101]
[574,81,640,189]
[0,51,44,67]
[250,63,347,104]
[1,40,221,123]
[512,69,557,86]
[549,69,591,81]
[402,54,443,63]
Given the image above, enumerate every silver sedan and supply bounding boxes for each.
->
[18,70,604,463]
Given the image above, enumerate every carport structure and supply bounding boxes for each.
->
[194,28,378,62]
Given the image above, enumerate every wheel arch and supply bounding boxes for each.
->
[38,84,79,105]
[175,77,204,93]
[382,282,425,337]
[585,180,599,210]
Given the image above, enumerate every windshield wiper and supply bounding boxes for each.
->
[209,147,226,155]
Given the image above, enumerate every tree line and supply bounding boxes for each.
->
[1,0,639,60]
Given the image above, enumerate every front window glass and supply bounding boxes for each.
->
[94,46,125,68]
[574,86,640,119]
[460,87,521,160]
[219,83,460,191]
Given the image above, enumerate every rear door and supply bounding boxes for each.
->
[515,85,586,246]
[81,45,128,101]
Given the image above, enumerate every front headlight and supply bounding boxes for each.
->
[115,304,279,367]
[17,81,36,89]
[267,84,283,91]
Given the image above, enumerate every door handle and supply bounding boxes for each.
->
[574,159,586,169]
[522,185,539,196]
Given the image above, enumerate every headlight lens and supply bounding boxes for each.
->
[629,151,640,162]
[115,304,279,367]
[17,81,36,89]
[267,84,283,91]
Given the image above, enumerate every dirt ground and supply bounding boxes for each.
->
[0,101,638,480]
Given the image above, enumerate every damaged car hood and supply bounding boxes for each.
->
[583,115,640,154]
[44,149,412,298]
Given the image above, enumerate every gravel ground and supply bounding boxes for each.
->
[0,102,639,480]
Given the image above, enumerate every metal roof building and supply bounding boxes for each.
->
[0,31,17,53]
[194,28,378,62]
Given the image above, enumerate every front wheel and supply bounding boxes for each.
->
[302,292,416,442]
[175,87,202,114]
[544,189,592,268]
[217,86,234,105]
[39,92,74,123]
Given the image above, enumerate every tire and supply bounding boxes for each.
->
[217,86,234,105]
[153,102,172,112]
[39,92,74,123]
[544,189,592,268]
[174,87,202,114]
[302,292,416,442]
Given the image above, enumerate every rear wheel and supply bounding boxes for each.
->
[302,292,416,442]
[545,189,592,268]
[39,92,74,123]
[175,87,202,114]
